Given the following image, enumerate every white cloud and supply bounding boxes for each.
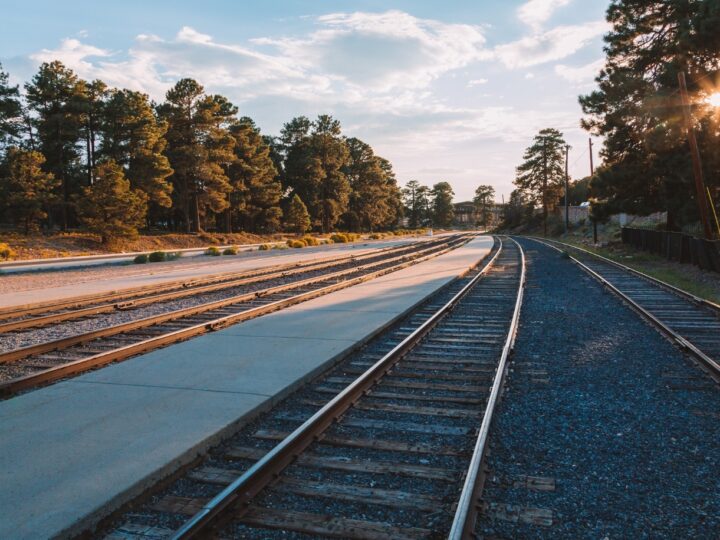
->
[518,0,572,30]
[257,10,491,93]
[555,58,604,83]
[467,78,488,87]
[494,21,608,68]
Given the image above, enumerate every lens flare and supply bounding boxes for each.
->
[706,92,720,108]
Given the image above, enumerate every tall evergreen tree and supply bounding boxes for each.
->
[431,181,455,227]
[283,115,350,232]
[343,137,401,231]
[76,79,107,185]
[579,0,720,228]
[0,63,22,155]
[402,180,431,228]
[100,89,173,216]
[159,79,233,232]
[76,160,148,244]
[285,193,311,234]
[226,118,281,232]
[515,128,566,235]
[1,147,59,233]
[473,184,496,228]
[25,61,84,229]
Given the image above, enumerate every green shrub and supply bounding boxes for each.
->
[330,233,349,243]
[166,251,182,261]
[258,244,271,251]
[223,246,239,255]
[0,243,17,260]
[148,251,167,263]
[301,236,320,246]
[205,246,221,256]
[133,253,149,264]
[273,243,288,250]
[288,239,305,248]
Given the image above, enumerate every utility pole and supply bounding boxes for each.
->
[564,144,570,233]
[542,139,548,237]
[589,138,598,244]
[678,72,714,239]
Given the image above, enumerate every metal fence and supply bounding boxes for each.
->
[621,227,720,273]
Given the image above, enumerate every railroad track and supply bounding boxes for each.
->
[103,236,526,540]
[529,237,720,379]
[0,235,470,396]
[0,240,430,333]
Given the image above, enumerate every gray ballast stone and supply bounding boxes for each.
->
[476,238,720,539]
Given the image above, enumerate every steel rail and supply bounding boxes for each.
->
[447,237,527,539]
[0,241,421,323]
[0,237,470,396]
[0,240,444,333]
[529,237,720,378]
[169,237,506,539]
[530,236,720,311]
[0,237,463,364]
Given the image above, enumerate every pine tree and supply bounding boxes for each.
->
[25,61,84,229]
[579,0,720,228]
[100,89,173,215]
[159,79,233,232]
[283,115,350,232]
[76,79,107,185]
[344,137,402,232]
[515,128,566,235]
[431,182,455,227]
[1,147,59,233]
[473,185,496,228]
[0,63,22,156]
[285,194,310,234]
[402,180,431,228]
[76,160,148,244]
[226,118,281,233]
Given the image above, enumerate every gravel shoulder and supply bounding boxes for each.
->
[477,238,720,538]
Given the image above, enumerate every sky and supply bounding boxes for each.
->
[0,0,611,202]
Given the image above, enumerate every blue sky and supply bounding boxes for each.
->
[1,0,610,201]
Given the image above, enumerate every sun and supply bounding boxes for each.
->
[706,92,720,108]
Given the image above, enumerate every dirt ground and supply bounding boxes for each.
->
[0,230,287,260]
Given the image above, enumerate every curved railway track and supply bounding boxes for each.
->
[0,235,470,397]
[528,237,720,379]
[102,236,526,540]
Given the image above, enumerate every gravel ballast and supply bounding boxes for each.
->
[476,238,720,538]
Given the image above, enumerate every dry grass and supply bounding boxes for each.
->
[0,230,289,260]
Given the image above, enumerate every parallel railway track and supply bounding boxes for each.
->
[103,236,526,539]
[529,237,720,378]
[0,241,428,333]
[0,235,470,396]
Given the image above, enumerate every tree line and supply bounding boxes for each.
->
[581,0,720,232]
[504,0,720,235]
[0,61,407,242]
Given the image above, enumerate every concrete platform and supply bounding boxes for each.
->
[0,236,429,310]
[0,235,493,539]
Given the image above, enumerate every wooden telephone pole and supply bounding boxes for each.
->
[678,72,714,239]
[564,145,570,233]
[589,138,598,244]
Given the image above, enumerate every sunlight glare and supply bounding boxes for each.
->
[706,92,720,108]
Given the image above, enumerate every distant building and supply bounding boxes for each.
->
[453,201,478,226]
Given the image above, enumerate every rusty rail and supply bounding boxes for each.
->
[0,236,471,396]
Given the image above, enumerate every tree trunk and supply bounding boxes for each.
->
[191,193,201,233]
[223,208,232,233]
